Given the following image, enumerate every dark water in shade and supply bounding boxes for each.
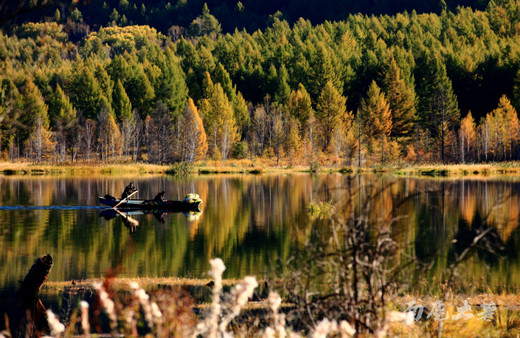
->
[1,173,520,324]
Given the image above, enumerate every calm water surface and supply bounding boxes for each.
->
[1,174,520,293]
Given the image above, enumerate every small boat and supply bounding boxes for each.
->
[99,193,202,211]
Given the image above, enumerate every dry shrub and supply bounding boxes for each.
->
[278,182,411,336]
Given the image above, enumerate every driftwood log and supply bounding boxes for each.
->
[12,254,53,337]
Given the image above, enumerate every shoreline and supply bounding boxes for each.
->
[2,161,520,177]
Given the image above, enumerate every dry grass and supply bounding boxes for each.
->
[43,276,245,294]
[390,293,520,337]
[0,161,169,176]
[4,160,520,177]
[23,273,520,337]
[394,163,520,177]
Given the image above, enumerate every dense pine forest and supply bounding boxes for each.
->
[1,0,520,165]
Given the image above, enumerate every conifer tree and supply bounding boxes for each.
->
[126,65,155,119]
[416,51,460,162]
[200,82,238,160]
[112,79,133,123]
[213,62,236,103]
[360,81,392,164]
[53,9,61,22]
[309,43,342,100]
[68,64,104,119]
[1,78,22,157]
[188,3,222,37]
[316,81,350,152]
[154,51,188,116]
[287,83,314,135]
[20,79,51,155]
[201,71,215,100]
[233,91,250,138]
[488,95,519,160]
[383,58,416,137]
[49,84,76,129]
[274,65,291,105]
[49,84,77,162]
[94,64,113,104]
[181,98,208,162]
[107,55,132,84]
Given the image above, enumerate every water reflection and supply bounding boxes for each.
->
[1,174,520,294]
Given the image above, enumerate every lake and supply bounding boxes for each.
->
[1,173,520,298]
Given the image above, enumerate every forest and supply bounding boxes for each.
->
[2,0,520,166]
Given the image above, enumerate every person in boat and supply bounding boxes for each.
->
[121,182,137,199]
[153,191,166,202]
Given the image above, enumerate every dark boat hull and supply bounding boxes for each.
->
[99,196,201,211]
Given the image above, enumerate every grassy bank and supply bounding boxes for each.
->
[3,160,520,177]
[37,276,520,337]
[0,162,169,176]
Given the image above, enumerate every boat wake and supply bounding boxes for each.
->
[0,206,104,210]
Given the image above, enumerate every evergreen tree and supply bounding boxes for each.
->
[20,79,50,149]
[68,64,104,119]
[94,64,113,105]
[0,78,22,155]
[126,65,155,119]
[308,43,342,100]
[107,55,132,84]
[213,62,236,103]
[112,79,133,123]
[233,91,250,138]
[360,81,392,164]
[53,9,61,22]
[383,58,416,137]
[49,84,77,162]
[489,95,519,160]
[416,51,460,162]
[154,50,188,116]
[274,65,291,105]
[287,83,314,135]
[188,3,222,37]
[200,83,238,160]
[316,81,350,151]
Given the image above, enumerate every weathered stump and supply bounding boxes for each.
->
[12,254,53,337]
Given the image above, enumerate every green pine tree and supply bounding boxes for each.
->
[213,62,236,103]
[112,79,133,123]
[49,84,76,129]
[383,58,416,137]
[126,65,155,119]
[68,64,105,119]
[316,81,350,151]
[360,81,392,164]
[287,83,314,135]
[416,51,460,162]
